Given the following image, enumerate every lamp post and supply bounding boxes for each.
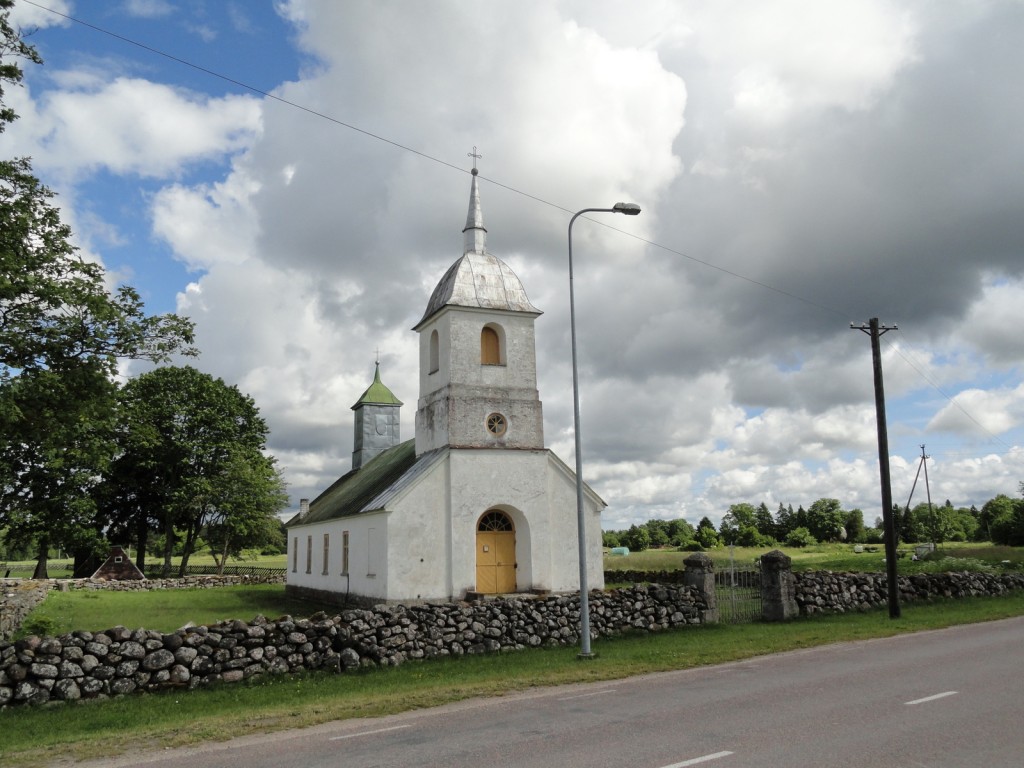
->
[568,202,641,658]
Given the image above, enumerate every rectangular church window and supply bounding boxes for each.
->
[322,533,329,575]
[341,531,349,575]
[367,527,376,578]
[306,535,312,574]
[292,537,298,573]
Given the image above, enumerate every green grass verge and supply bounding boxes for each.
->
[3,591,1024,767]
[17,584,317,637]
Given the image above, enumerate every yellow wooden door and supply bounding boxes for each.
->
[476,511,517,594]
[494,531,516,593]
[476,531,498,594]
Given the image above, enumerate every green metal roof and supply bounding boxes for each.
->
[351,362,403,408]
[286,439,417,526]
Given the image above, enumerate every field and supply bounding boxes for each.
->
[1,552,289,579]
[603,541,1024,574]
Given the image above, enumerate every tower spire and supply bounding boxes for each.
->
[462,147,487,254]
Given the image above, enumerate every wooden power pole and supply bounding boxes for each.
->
[851,318,901,619]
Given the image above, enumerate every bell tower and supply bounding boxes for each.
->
[413,164,544,455]
[351,361,402,469]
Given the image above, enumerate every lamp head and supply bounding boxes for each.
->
[612,202,641,216]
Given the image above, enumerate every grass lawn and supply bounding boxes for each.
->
[3,591,1024,767]
[17,584,318,636]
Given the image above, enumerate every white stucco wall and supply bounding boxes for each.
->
[286,511,390,600]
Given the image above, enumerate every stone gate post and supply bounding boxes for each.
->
[760,549,799,621]
[683,553,719,624]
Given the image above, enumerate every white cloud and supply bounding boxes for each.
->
[26,78,260,179]
[927,383,1024,436]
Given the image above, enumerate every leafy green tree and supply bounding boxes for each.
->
[204,453,287,572]
[775,503,795,539]
[806,498,846,543]
[0,365,115,577]
[644,519,671,547]
[602,531,621,548]
[845,509,865,543]
[754,502,775,539]
[109,366,274,577]
[666,518,696,547]
[622,524,651,552]
[978,495,1015,542]
[989,485,1024,547]
[898,504,921,543]
[784,526,817,548]
[0,5,195,578]
[694,516,719,548]
[719,503,757,545]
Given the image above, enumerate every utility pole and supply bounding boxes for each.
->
[851,318,901,619]
[921,444,936,548]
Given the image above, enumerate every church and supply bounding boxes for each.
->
[285,167,605,605]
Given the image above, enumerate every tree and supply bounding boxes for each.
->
[978,495,1015,542]
[775,503,795,539]
[719,503,757,545]
[0,365,115,577]
[695,516,720,548]
[622,524,650,552]
[784,526,816,548]
[203,453,287,572]
[806,498,847,543]
[108,367,274,577]
[845,509,866,543]
[666,518,696,547]
[0,4,196,578]
[754,502,775,540]
[989,484,1024,547]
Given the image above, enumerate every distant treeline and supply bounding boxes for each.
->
[604,487,1024,551]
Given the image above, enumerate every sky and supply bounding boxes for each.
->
[4,0,1024,531]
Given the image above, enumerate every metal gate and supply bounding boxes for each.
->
[715,567,762,623]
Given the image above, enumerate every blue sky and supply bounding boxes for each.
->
[6,0,1024,528]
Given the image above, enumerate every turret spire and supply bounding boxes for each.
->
[462,148,487,254]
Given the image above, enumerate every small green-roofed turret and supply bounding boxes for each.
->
[351,362,403,408]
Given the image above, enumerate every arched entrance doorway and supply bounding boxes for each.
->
[476,509,516,594]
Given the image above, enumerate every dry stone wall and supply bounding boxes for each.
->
[793,570,1024,614]
[0,582,50,642]
[0,583,706,707]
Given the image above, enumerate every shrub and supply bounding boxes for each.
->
[785,527,817,548]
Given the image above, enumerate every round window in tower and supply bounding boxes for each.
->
[485,412,507,437]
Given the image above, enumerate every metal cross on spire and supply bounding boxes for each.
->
[468,146,482,173]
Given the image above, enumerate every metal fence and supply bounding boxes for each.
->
[142,564,287,578]
[715,567,763,623]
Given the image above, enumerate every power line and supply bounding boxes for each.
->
[21,1,1020,460]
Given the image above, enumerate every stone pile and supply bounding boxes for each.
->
[793,570,1024,614]
[0,583,706,707]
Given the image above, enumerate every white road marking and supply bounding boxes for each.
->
[662,751,735,767]
[905,691,958,706]
[329,724,411,741]
[557,689,616,701]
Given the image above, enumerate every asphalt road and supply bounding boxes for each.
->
[82,615,1024,768]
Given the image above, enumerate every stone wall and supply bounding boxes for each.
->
[0,582,50,642]
[793,570,1024,614]
[0,583,707,707]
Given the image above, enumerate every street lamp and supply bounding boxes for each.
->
[568,202,641,658]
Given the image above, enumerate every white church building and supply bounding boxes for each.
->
[285,167,605,604]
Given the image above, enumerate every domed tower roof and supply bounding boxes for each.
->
[415,168,540,329]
